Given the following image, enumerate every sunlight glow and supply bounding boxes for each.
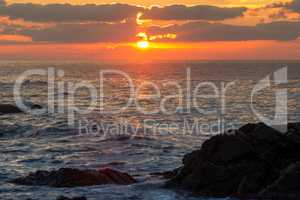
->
[149,33,177,41]
[137,41,150,49]
[136,12,144,25]
[136,32,148,40]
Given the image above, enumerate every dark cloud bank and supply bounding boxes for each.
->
[141,5,246,21]
[0,2,142,22]
[268,0,300,13]
[0,1,246,22]
[0,0,5,6]
[286,0,300,12]
[148,21,300,41]
[0,0,300,43]
[13,20,299,43]
[21,21,137,43]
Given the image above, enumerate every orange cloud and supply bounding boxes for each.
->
[0,34,32,42]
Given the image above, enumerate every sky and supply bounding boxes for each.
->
[0,0,300,60]
[5,0,291,7]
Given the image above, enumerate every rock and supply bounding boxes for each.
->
[199,133,254,165]
[11,168,137,187]
[30,104,43,109]
[167,122,300,199]
[0,104,23,114]
[150,168,182,179]
[56,196,87,200]
[0,104,42,115]
[260,162,300,199]
[287,123,300,145]
[238,123,284,156]
[288,123,300,134]
[240,122,283,142]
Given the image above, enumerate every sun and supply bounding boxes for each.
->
[137,41,150,49]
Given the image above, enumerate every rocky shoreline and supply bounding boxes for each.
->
[11,122,300,199]
[166,123,300,199]
[11,168,137,187]
[0,104,42,115]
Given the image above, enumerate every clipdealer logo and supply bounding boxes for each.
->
[251,67,288,133]
[12,66,289,136]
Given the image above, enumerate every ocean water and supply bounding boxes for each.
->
[0,61,299,200]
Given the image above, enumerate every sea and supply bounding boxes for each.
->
[0,61,299,200]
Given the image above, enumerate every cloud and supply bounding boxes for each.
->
[285,0,300,12]
[265,2,287,9]
[268,10,289,20]
[0,2,143,22]
[13,20,300,43]
[141,5,247,21]
[147,21,300,41]
[1,1,299,44]
[21,21,137,43]
[0,34,32,44]
[267,0,300,13]
[0,2,248,23]
[0,0,6,6]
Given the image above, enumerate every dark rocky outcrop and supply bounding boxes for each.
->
[166,122,300,199]
[0,104,42,115]
[11,168,137,187]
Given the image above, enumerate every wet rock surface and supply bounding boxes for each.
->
[166,123,300,199]
[0,104,42,115]
[11,168,137,187]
